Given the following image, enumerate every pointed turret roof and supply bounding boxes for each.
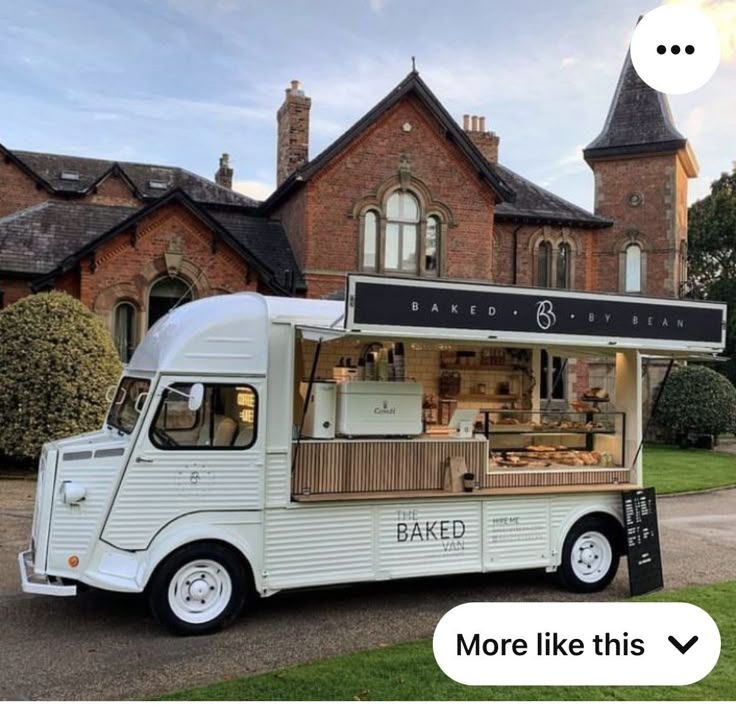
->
[583,49,689,164]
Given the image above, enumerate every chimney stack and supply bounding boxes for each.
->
[277,79,311,186]
[215,152,234,189]
[462,113,499,164]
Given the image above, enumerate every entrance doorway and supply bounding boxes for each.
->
[148,277,192,329]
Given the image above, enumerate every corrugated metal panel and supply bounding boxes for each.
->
[265,452,289,507]
[103,452,263,549]
[47,451,122,571]
[483,498,551,570]
[264,507,374,588]
[377,502,482,578]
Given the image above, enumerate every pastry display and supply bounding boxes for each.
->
[486,410,623,470]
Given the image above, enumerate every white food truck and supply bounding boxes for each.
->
[19,274,727,635]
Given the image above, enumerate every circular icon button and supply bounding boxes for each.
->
[630,5,720,94]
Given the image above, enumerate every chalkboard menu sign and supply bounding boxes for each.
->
[622,487,664,596]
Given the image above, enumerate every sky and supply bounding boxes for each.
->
[0,0,734,209]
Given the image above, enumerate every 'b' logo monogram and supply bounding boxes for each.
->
[536,300,556,331]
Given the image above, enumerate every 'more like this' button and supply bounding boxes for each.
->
[433,602,720,686]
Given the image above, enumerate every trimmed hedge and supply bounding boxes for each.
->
[654,365,736,441]
[0,292,122,459]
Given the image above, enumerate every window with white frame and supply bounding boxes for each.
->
[385,191,419,272]
[425,215,440,276]
[361,210,379,272]
[624,243,642,292]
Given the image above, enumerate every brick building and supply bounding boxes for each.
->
[0,48,697,401]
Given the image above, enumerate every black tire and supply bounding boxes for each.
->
[557,516,621,593]
[148,542,248,636]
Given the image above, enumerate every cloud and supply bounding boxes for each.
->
[684,105,707,140]
[664,0,736,61]
[369,0,386,13]
[232,179,274,201]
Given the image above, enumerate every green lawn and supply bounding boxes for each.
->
[642,445,736,495]
[159,581,736,701]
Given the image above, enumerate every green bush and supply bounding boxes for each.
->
[0,291,122,460]
[654,365,736,441]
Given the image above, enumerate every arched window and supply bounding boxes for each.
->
[385,191,419,272]
[425,215,440,276]
[148,276,191,329]
[113,302,137,362]
[556,242,571,289]
[361,210,379,272]
[624,244,642,292]
[536,241,552,287]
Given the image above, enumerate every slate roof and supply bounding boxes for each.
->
[207,208,305,292]
[0,202,138,274]
[0,195,302,294]
[583,51,687,161]
[7,148,259,208]
[494,163,612,228]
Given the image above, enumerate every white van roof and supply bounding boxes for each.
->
[129,293,344,375]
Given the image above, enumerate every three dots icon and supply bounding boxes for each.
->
[656,44,695,55]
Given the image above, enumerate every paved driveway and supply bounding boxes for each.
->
[1,480,735,700]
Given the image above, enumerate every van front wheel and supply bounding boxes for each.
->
[148,543,247,635]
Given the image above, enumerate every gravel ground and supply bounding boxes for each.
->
[1,479,735,701]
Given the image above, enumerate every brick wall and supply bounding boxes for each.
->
[493,223,592,289]
[290,95,496,294]
[590,153,680,297]
[0,159,49,218]
[86,174,143,207]
[52,202,260,339]
[0,277,33,306]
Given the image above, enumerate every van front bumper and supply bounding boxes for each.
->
[18,549,77,597]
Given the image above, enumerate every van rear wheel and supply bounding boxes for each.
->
[558,516,621,593]
[148,543,247,635]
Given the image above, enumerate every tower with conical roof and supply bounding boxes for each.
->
[584,49,698,297]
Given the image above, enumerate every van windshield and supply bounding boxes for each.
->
[107,377,151,434]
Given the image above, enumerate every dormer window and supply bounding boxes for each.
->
[148,180,168,190]
[60,170,80,181]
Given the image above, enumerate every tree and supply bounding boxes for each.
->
[654,366,736,442]
[0,292,122,460]
[687,167,736,384]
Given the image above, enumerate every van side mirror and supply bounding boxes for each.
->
[188,383,204,412]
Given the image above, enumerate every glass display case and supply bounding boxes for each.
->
[483,409,626,470]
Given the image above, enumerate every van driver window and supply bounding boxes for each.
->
[150,383,257,450]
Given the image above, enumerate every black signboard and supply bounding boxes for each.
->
[622,487,663,596]
[346,275,726,349]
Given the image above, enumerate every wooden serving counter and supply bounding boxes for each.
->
[292,435,488,496]
[291,435,633,499]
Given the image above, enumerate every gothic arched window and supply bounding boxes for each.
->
[113,301,137,362]
[536,241,552,287]
[624,243,642,292]
[385,191,419,272]
[361,210,379,272]
[556,242,571,289]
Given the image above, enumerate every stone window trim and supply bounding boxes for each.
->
[618,238,647,294]
[530,227,578,289]
[353,174,454,278]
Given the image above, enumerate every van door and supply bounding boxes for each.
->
[102,377,265,550]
